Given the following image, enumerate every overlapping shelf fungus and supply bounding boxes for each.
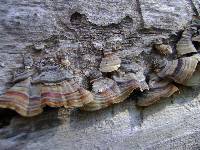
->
[0,18,200,116]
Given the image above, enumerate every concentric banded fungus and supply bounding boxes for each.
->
[2,16,200,117]
[40,80,93,108]
[137,75,179,106]
[155,57,198,85]
[112,73,149,92]
[119,62,149,91]
[82,72,147,111]
[0,62,93,116]
[81,78,121,111]
[176,29,197,57]
[32,67,93,109]
[154,44,173,55]
[99,53,121,72]
[0,78,43,117]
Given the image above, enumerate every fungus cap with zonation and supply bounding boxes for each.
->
[112,73,149,92]
[99,54,121,72]
[81,73,148,111]
[35,66,94,109]
[0,78,42,117]
[184,64,200,87]
[81,78,122,111]
[156,57,198,85]
[0,77,93,117]
[137,75,179,107]
[176,29,197,57]
[40,80,93,108]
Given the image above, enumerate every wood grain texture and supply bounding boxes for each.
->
[0,0,199,149]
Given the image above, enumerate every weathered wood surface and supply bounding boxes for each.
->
[0,0,200,149]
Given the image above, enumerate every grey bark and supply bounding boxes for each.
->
[0,0,200,149]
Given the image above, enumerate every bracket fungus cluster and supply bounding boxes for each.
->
[0,51,94,117]
[137,22,200,106]
[0,19,200,117]
[0,43,148,117]
[137,74,179,107]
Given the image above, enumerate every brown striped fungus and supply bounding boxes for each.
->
[0,22,200,116]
